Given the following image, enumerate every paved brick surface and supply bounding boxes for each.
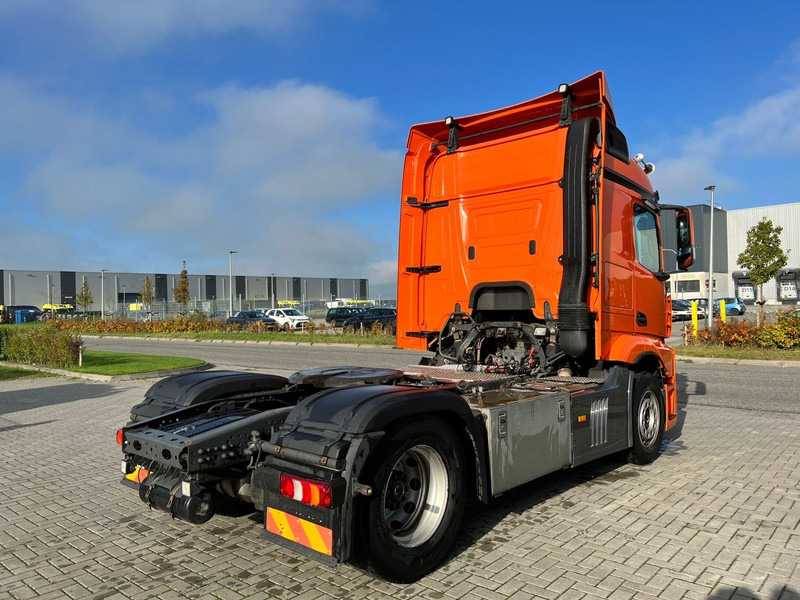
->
[1,375,799,600]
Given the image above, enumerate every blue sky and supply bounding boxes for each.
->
[1,1,799,298]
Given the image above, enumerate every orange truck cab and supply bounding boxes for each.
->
[397,71,694,431]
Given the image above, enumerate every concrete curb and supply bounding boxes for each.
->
[676,355,800,368]
[81,334,400,350]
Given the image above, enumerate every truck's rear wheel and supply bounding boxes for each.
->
[629,373,665,465]
[357,419,465,583]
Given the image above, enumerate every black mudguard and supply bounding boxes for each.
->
[256,379,490,565]
[278,383,478,441]
[130,370,289,421]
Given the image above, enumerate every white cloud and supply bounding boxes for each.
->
[365,259,398,298]
[649,61,800,204]
[27,156,158,218]
[75,0,302,51]
[0,75,401,292]
[717,86,800,156]
[198,81,398,207]
[0,220,103,273]
[0,79,132,157]
[0,0,373,53]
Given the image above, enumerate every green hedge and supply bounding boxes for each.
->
[689,310,800,349]
[0,326,83,368]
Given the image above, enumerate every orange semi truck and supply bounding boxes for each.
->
[118,72,695,582]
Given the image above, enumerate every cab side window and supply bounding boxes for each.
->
[633,204,661,274]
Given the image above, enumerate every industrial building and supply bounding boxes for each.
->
[0,270,369,318]
[669,201,800,306]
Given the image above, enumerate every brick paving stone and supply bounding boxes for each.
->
[607,585,640,600]
[506,591,537,600]
[461,584,509,600]
[556,589,588,600]
[2,376,800,599]
[442,581,475,598]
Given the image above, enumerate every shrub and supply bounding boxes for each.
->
[752,312,800,349]
[688,312,800,350]
[45,316,395,340]
[49,317,230,335]
[697,318,756,347]
[0,326,82,368]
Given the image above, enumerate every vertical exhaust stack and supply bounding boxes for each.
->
[558,117,600,358]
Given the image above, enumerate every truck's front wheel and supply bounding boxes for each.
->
[630,373,665,465]
[357,419,466,583]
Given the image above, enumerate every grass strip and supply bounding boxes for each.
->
[70,350,205,376]
[0,366,56,381]
[675,345,800,361]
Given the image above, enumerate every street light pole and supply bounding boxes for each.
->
[229,250,238,317]
[101,270,107,322]
[704,185,716,327]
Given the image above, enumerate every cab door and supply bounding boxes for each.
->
[631,203,668,339]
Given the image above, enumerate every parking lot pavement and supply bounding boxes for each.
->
[1,376,799,600]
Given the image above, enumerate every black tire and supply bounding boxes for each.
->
[356,419,466,583]
[629,373,665,465]
[730,308,741,316]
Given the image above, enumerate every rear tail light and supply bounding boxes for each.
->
[280,473,332,508]
[116,429,125,445]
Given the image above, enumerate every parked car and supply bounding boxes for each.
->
[686,298,718,317]
[342,307,397,332]
[0,305,43,323]
[670,299,691,321]
[42,303,75,314]
[263,308,311,330]
[226,310,278,328]
[325,306,365,327]
[714,297,746,316]
[671,299,707,321]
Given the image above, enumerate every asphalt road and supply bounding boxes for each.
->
[82,336,433,378]
[83,335,800,414]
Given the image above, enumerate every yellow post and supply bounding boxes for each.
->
[720,300,726,323]
[691,301,698,336]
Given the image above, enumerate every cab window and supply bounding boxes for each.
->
[633,204,661,273]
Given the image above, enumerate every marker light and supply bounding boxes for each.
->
[116,429,125,446]
[280,473,332,508]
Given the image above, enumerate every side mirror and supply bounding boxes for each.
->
[675,208,695,271]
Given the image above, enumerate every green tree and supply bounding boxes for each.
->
[76,278,94,317]
[173,261,191,315]
[140,276,155,320]
[737,218,788,325]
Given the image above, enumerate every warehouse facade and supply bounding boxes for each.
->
[0,270,369,318]
[669,201,800,306]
